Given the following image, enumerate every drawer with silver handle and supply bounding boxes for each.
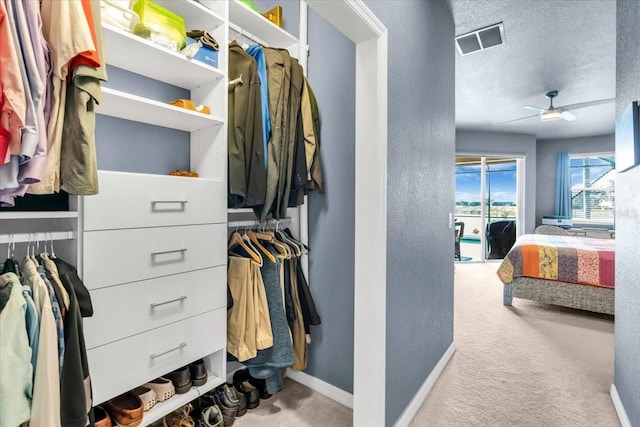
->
[83,171,226,231]
[83,223,226,289]
[84,266,226,349]
[88,308,226,405]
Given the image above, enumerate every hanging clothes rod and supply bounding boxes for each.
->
[229,22,269,47]
[0,231,75,245]
[228,218,291,229]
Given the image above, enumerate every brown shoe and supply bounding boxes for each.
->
[94,406,113,427]
[106,391,144,427]
[163,403,195,427]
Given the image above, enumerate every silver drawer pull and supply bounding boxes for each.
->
[150,296,187,309]
[151,200,188,205]
[150,342,187,359]
[151,248,188,256]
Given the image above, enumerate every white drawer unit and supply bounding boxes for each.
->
[83,223,227,289]
[88,308,226,405]
[83,171,227,231]
[84,266,226,349]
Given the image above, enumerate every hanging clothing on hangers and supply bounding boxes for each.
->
[52,255,95,427]
[60,0,108,196]
[278,58,304,218]
[246,44,271,170]
[22,257,61,427]
[26,0,96,198]
[228,42,266,209]
[0,273,32,427]
[302,79,324,195]
[254,47,287,221]
[232,244,295,395]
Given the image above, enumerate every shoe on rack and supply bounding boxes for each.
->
[227,386,247,417]
[207,390,237,427]
[165,365,192,394]
[232,371,259,409]
[198,405,224,427]
[144,377,176,402]
[133,385,159,411]
[105,391,144,427]
[188,359,208,387]
[94,406,113,427]
[163,404,195,427]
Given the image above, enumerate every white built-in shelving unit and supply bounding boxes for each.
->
[1,1,306,424]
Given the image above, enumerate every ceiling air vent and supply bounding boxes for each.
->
[455,22,505,56]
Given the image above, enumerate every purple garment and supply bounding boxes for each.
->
[0,0,49,206]
[17,0,49,184]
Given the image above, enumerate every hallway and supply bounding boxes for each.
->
[412,263,618,426]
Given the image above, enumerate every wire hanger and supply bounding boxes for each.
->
[49,231,57,258]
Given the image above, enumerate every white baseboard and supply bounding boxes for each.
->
[286,369,354,409]
[610,384,632,427]
[393,342,456,427]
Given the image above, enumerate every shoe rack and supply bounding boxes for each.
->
[80,1,304,426]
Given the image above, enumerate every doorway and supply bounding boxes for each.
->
[455,155,523,262]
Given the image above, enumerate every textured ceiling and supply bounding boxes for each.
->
[449,0,616,139]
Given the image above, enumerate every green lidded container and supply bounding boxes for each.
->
[132,0,186,52]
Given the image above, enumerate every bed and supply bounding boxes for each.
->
[497,234,615,315]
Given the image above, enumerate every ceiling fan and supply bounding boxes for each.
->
[500,90,615,124]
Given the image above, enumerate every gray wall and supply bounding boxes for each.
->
[456,130,537,234]
[305,9,356,394]
[97,66,191,174]
[252,0,357,394]
[535,134,615,226]
[614,0,640,424]
[364,1,456,425]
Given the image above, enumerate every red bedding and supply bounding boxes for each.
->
[497,234,615,288]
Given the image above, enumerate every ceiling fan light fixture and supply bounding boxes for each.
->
[541,109,563,121]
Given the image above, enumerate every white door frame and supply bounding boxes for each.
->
[303,1,388,425]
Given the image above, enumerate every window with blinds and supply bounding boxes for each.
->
[570,154,615,223]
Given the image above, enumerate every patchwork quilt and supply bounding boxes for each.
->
[497,234,615,288]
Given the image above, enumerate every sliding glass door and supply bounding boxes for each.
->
[455,156,522,262]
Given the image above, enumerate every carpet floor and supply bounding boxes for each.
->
[233,378,353,426]
[412,262,618,427]
[233,262,617,426]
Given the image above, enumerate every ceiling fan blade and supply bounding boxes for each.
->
[499,113,540,125]
[557,98,615,111]
[561,110,577,121]
[522,105,544,112]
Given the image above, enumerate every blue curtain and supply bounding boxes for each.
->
[555,152,571,217]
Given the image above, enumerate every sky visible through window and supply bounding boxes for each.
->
[455,162,517,205]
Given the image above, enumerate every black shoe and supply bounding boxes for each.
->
[189,359,208,387]
[232,371,260,410]
[209,390,237,427]
[247,375,272,400]
[165,365,192,394]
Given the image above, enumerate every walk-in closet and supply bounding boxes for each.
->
[1,1,391,426]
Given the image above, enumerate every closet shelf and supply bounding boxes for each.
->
[155,0,225,32]
[141,374,224,426]
[0,211,78,220]
[229,0,299,47]
[102,25,224,90]
[99,88,225,132]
